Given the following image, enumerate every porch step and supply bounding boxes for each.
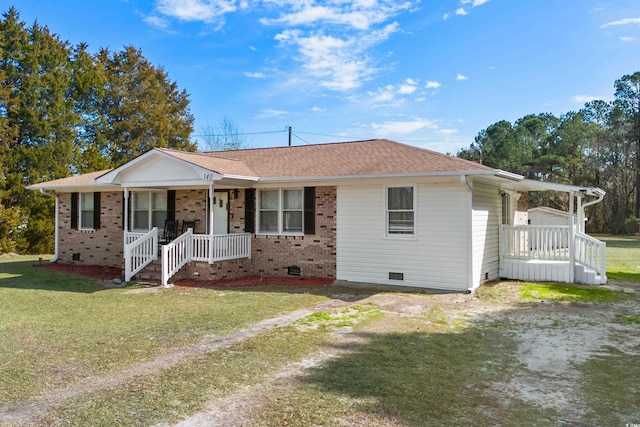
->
[574,264,600,285]
[133,259,162,284]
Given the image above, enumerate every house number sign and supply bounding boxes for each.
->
[203,173,216,180]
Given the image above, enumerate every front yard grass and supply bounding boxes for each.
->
[0,255,334,406]
[2,242,639,426]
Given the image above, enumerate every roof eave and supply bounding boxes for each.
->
[256,169,510,183]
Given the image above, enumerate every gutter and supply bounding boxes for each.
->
[39,189,59,263]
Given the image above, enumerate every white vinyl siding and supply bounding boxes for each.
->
[337,182,470,291]
[471,183,502,289]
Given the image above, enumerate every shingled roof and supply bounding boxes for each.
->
[159,139,493,178]
[29,139,497,190]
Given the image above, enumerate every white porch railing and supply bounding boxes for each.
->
[162,232,252,286]
[500,225,570,260]
[500,225,606,284]
[124,227,158,282]
[161,229,192,286]
[191,233,252,263]
[575,232,606,281]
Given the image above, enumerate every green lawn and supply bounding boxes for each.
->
[597,234,640,283]
[0,255,333,406]
[1,239,639,426]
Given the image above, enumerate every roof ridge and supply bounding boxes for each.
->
[200,139,383,154]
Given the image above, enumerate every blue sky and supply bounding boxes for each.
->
[8,0,640,154]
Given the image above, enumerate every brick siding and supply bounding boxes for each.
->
[57,186,338,282]
[58,191,124,267]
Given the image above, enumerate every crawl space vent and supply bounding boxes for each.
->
[389,272,404,281]
[287,266,301,276]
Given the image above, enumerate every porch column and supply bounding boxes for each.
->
[576,195,584,234]
[569,190,575,283]
[208,184,214,264]
[123,187,129,233]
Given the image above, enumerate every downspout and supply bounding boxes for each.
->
[580,191,605,231]
[39,189,59,263]
[462,175,474,291]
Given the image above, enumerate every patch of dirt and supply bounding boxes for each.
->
[2,280,639,426]
[34,262,124,281]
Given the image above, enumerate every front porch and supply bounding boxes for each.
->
[499,225,606,285]
[124,228,251,286]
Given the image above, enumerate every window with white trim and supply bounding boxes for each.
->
[386,186,415,236]
[258,188,303,234]
[132,191,167,230]
[501,192,512,225]
[80,193,95,230]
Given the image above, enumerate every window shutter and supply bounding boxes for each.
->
[93,192,101,230]
[245,188,255,233]
[304,187,315,235]
[167,190,176,221]
[71,192,78,229]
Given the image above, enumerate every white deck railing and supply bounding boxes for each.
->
[500,225,606,284]
[500,225,570,260]
[575,232,606,280]
[162,232,252,286]
[124,227,158,281]
[161,229,192,286]
[191,233,252,262]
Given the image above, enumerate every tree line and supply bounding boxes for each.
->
[1,6,638,255]
[0,8,196,253]
[458,72,640,235]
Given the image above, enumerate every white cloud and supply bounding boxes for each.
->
[443,13,449,20]
[372,118,438,135]
[601,17,640,28]
[461,0,490,6]
[369,85,396,102]
[437,128,458,135]
[244,72,266,78]
[255,108,288,119]
[260,0,412,30]
[144,15,170,29]
[455,8,468,16]
[311,106,326,112]
[398,78,418,94]
[155,0,237,23]
[275,22,399,91]
[456,74,469,81]
[425,80,441,89]
[572,94,600,104]
[620,36,636,42]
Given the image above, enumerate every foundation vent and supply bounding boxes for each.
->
[287,266,301,276]
[389,272,404,281]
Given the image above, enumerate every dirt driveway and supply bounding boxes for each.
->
[2,280,639,426]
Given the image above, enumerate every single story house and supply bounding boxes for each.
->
[28,139,607,291]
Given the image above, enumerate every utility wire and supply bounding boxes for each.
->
[291,132,313,145]
[191,129,286,138]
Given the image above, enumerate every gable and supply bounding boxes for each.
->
[96,150,222,187]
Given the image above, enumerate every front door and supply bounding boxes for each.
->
[213,191,229,234]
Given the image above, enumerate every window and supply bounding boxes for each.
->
[501,192,511,225]
[386,186,415,236]
[80,193,95,229]
[258,189,304,234]
[133,191,167,230]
